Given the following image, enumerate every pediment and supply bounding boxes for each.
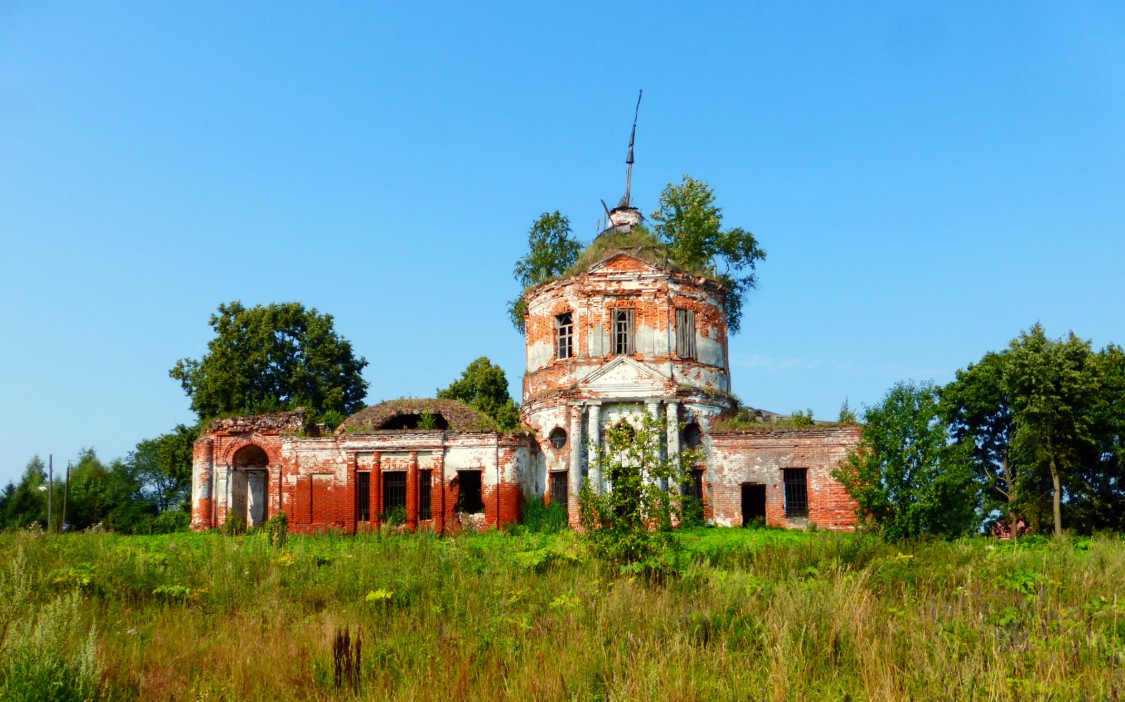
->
[587,253,665,276]
[577,356,672,399]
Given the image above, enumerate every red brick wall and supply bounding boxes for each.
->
[192,425,532,535]
[708,426,861,531]
[522,255,730,400]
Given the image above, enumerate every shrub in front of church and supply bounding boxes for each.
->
[578,412,702,576]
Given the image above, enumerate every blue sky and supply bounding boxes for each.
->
[2,2,1123,485]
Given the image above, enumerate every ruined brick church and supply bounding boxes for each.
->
[190,194,860,534]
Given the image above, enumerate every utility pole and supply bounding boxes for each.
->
[62,461,71,532]
[48,454,53,533]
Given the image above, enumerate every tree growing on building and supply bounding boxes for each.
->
[437,357,521,430]
[834,381,978,540]
[508,212,583,333]
[171,301,368,422]
[650,175,765,334]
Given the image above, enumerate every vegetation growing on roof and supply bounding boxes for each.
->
[507,212,582,333]
[335,398,498,434]
[650,176,765,335]
[713,406,844,432]
[508,176,764,335]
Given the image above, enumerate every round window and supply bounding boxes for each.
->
[548,427,567,449]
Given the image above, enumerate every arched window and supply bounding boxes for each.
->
[682,422,702,449]
[549,427,568,449]
[233,444,269,468]
[555,312,573,360]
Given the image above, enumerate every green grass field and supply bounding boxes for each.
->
[1,526,1122,701]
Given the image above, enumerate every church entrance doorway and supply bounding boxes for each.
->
[232,445,270,527]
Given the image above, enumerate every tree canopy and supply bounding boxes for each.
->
[508,212,582,333]
[869,325,1125,538]
[834,381,979,540]
[437,357,521,431]
[940,350,1020,528]
[130,424,198,513]
[650,175,765,334]
[170,301,368,422]
[1005,325,1101,537]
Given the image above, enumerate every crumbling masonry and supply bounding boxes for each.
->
[191,214,860,533]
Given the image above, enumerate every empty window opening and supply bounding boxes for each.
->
[549,471,569,505]
[609,420,636,442]
[688,468,705,504]
[419,470,433,520]
[549,427,568,449]
[676,309,697,359]
[233,444,269,468]
[382,471,407,519]
[556,312,573,360]
[682,422,702,448]
[378,413,449,430]
[458,470,484,514]
[612,308,635,355]
[356,471,371,522]
[783,468,809,519]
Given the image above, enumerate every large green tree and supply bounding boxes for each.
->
[437,357,521,430]
[1073,343,1125,531]
[508,212,582,333]
[650,175,765,334]
[940,350,1023,529]
[171,301,369,422]
[834,381,978,540]
[129,424,198,513]
[1006,325,1100,537]
[1,456,48,529]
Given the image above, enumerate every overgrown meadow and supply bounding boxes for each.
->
[1,526,1122,701]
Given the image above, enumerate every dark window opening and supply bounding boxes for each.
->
[556,312,573,360]
[676,308,697,359]
[233,444,269,468]
[356,471,371,522]
[378,413,450,430]
[783,468,809,519]
[688,468,705,503]
[549,471,569,505]
[608,420,636,442]
[682,422,702,448]
[549,427,567,449]
[612,308,635,355]
[419,470,433,520]
[457,470,484,514]
[382,471,407,518]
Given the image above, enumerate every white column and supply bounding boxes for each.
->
[568,405,582,518]
[646,400,664,490]
[587,403,602,491]
[666,401,682,494]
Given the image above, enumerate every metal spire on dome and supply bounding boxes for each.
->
[599,91,645,238]
[623,89,642,208]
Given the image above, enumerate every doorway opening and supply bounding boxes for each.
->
[741,483,766,527]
